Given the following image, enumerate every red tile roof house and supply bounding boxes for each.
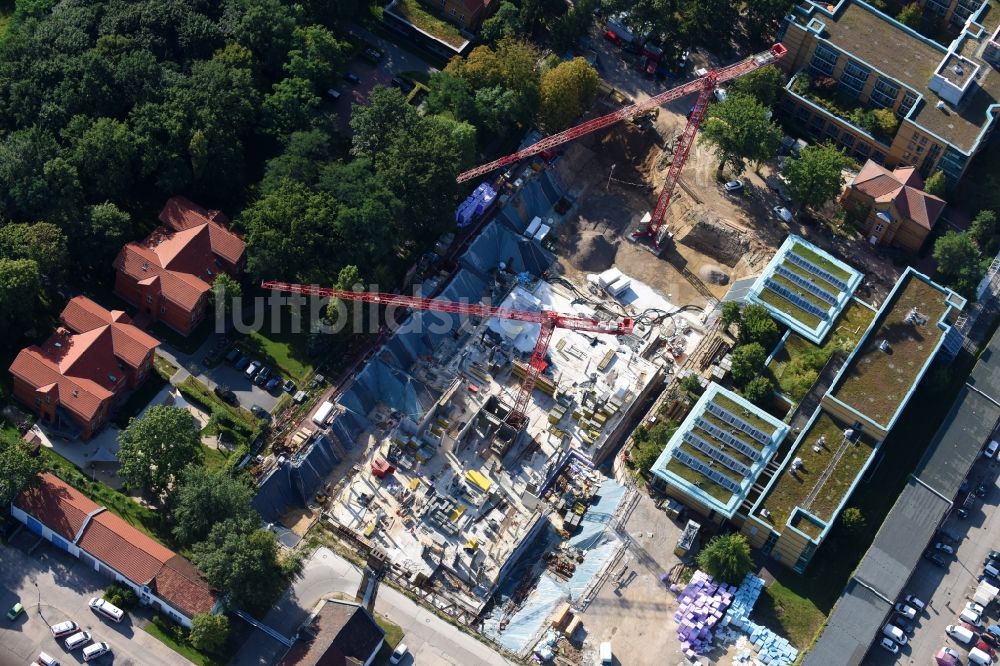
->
[113,196,246,336]
[8,296,160,440]
[841,160,947,254]
[11,473,219,628]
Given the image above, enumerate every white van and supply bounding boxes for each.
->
[946,623,975,644]
[970,646,994,666]
[962,607,984,626]
[81,643,110,662]
[34,653,59,666]
[986,562,1000,579]
[599,642,613,665]
[88,597,123,623]
[312,400,335,426]
[64,631,91,651]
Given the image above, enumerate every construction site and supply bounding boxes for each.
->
[242,40,919,666]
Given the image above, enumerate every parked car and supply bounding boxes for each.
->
[363,47,382,62]
[65,631,92,651]
[935,542,955,554]
[987,624,1000,640]
[282,380,296,393]
[883,623,908,645]
[6,601,24,621]
[390,77,414,93]
[878,637,899,654]
[389,643,409,664]
[985,440,999,458]
[723,180,744,194]
[894,602,918,620]
[343,71,360,84]
[234,355,251,371]
[983,631,1000,648]
[265,376,281,392]
[81,642,110,662]
[977,639,997,657]
[961,606,983,627]
[903,594,926,612]
[968,601,987,615]
[773,206,794,223]
[245,360,261,378]
[970,646,995,666]
[253,366,271,386]
[976,482,989,497]
[34,652,59,666]
[893,615,915,635]
[50,620,79,637]
[88,598,123,623]
[214,385,238,406]
[924,550,948,567]
[225,347,242,364]
[987,550,1000,563]
[940,646,961,660]
[250,405,269,419]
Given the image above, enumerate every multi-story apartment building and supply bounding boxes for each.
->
[777,0,1000,184]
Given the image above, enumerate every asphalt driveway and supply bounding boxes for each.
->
[0,530,190,666]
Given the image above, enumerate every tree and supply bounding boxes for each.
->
[743,376,774,406]
[539,58,599,130]
[868,108,899,139]
[193,517,288,613]
[551,0,597,52]
[350,86,419,163]
[80,203,133,268]
[743,0,795,44]
[189,613,230,654]
[263,77,321,136]
[969,210,997,251]
[0,258,41,341]
[730,343,767,387]
[0,223,69,277]
[426,72,477,122]
[728,66,785,108]
[721,302,741,333]
[170,467,256,546]
[679,374,704,395]
[924,170,946,197]
[118,405,203,497]
[261,129,336,194]
[933,231,986,297]
[696,534,754,585]
[0,439,41,507]
[699,93,782,177]
[840,507,866,532]
[897,3,922,29]
[630,419,678,476]
[738,303,779,348]
[283,24,350,89]
[209,273,243,318]
[480,1,522,43]
[61,116,139,201]
[783,143,851,212]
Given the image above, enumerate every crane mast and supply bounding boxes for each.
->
[456,43,787,250]
[262,281,635,428]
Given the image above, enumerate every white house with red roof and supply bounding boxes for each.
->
[113,197,246,336]
[8,297,160,439]
[11,473,218,627]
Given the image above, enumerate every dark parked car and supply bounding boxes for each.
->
[265,377,281,392]
[343,71,360,84]
[253,366,272,387]
[892,615,915,635]
[390,77,414,93]
[924,550,948,567]
[363,47,382,62]
[225,347,242,364]
[213,386,238,406]
[250,405,269,419]
[234,355,251,371]
[282,380,296,393]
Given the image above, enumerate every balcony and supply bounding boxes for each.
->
[787,72,900,146]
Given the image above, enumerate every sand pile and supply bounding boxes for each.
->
[573,233,619,272]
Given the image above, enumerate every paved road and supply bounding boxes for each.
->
[867,456,1000,665]
[233,546,514,666]
[0,532,190,666]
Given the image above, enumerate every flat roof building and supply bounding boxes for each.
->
[778,0,1000,184]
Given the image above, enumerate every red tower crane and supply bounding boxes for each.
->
[262,281,635,428]
[456,43,788,249]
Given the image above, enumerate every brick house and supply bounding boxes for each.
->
[12,474,218,628]
[841,160,946,253]
[114,197,246,336]
[8,297,159,439]
[420,0,498,32]
[279,598,385,666]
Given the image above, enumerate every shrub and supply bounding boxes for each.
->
[189,613,230,654]
[679,374,704,395]
[697,534,754,584]
[104,582,138,611]
[743,376,775,406]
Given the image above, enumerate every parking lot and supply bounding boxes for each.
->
[0,530,188,666]
[867,456,1000,665]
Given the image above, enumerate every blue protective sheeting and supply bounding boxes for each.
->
[456,183,497,228]
[252,435,342,523]
[461,221,554,280]
[570,479,627,550]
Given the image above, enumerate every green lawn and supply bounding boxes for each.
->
[391,0,466,47]
[200,443,230,472]
[373,613,405,665]
[789,244,852,282]
[237,305,316,385]
[144,621,225,666]
[754,580,826,649]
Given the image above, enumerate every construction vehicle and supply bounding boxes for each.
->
[261,282,635,429]
[456,44,788,250]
